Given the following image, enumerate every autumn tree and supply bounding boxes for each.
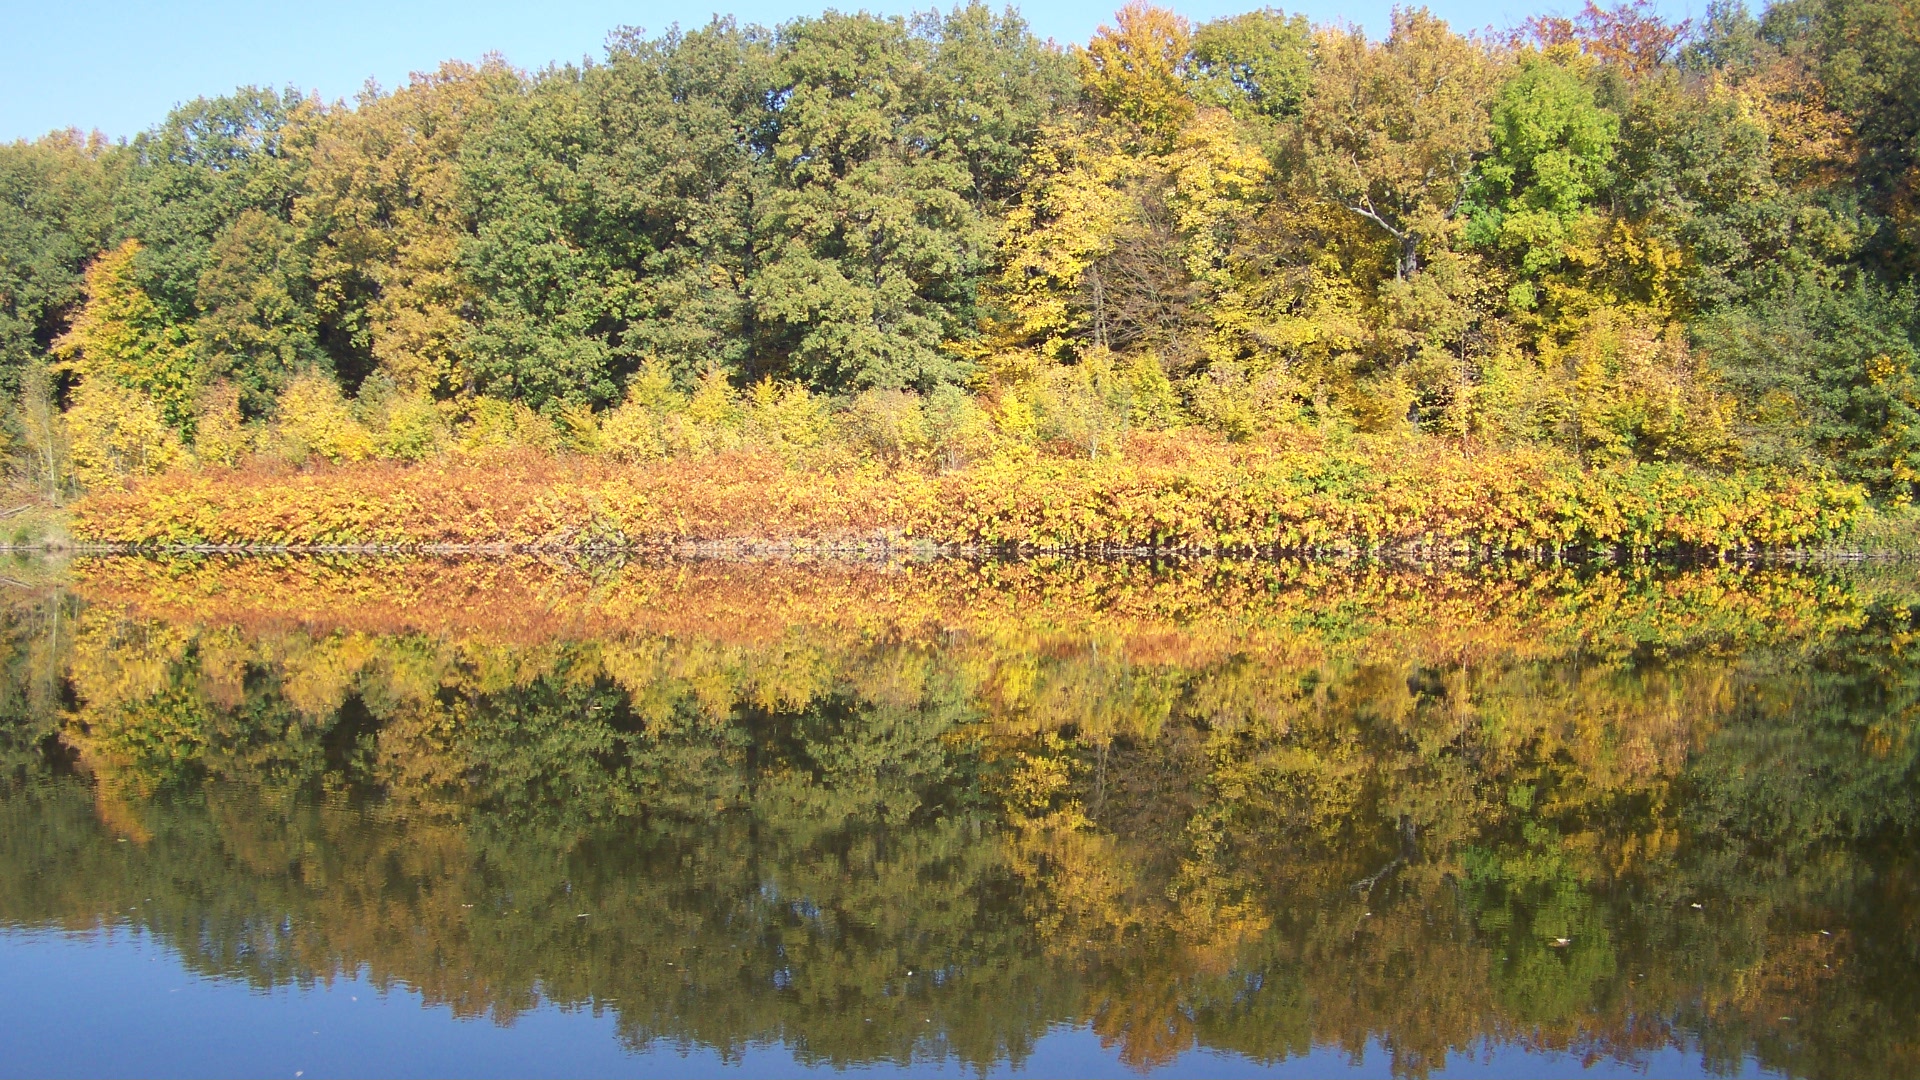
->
[1077,2,1195,143]
[297,61,513,399]
[1301,9,1501,281]
[53,240,200,432]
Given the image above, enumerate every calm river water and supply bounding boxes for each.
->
[0,555,1913,1078]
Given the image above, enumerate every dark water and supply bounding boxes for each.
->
[0,556,1914,1078]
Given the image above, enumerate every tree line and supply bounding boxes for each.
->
[3,0,1919,495]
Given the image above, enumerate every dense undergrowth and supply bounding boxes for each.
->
[70,433,1863,553]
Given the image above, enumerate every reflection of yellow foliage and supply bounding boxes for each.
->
[89,783,155,844]
[30,553,1918,1075]
[278,633,383,717]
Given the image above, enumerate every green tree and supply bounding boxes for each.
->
[194,209,323,414]
[749,9,1023,392]
[115,88,315,322]
[0,132,119,393]
[1467,50,1620,284]
[1188,8,1315,125]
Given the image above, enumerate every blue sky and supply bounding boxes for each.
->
[3,0,1706,143]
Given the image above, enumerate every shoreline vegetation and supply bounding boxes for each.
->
[70,439,1862,554]
[8,2,1920,555]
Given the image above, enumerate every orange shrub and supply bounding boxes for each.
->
[71,439,1864,554]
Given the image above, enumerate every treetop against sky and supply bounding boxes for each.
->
[4,0,1695,143]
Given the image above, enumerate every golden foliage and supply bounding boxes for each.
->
[267,372,375,464]
[72,431,1862,554]
[64,376,188,489]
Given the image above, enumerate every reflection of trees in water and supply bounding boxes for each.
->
[0,559,1914,1077]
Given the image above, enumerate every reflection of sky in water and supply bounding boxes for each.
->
[0,930,1785,1079]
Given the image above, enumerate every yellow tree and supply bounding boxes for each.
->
[988,124,1152,365]
[992,6,1290,437]
[298,61,514,397]
[1301,10,1501,281]
[1076,3,1196,145]
[54,239,201,433]
[54,240,198,487]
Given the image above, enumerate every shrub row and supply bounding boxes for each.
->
[72,441,1865,554]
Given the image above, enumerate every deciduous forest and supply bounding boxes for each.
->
[2,0,1916,549]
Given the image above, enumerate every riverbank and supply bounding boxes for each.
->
[67,440,1863,556]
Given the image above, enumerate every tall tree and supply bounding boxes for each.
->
[297,61,514,398]
[1466,50,1620,283]
[116,88,315,321]
[1301,9,1500,281]
[1077,2,1195,143]
[749,8,1061,392]
[0,132,119,392]
[1188,8,1316,125]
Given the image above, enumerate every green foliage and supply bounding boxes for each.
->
[1696,274,1920,488]
[193,209,323,414]
[752,7,1053,392]
[0,132,117,394]
[1467,50,1620,281]
[1188,8,1314,123]
[115,88,315,321]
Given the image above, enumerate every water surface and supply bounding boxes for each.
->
[1,556,1913,1077]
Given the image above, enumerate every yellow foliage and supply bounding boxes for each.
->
[990,124,1153,362]
[191,381,249,468]
[298,61,517,396]
[1186,357,1307,439]
[840,389,932,466]
[1077,3,1195,141]
[456,397,557,456]
[65,376,189,489]
[596,362,687,462]
[1537,305,1738,466]
[685,369,739,431]
[375,391,449,461]
[743,379,831,451]
[271,373,376,464]
[54,240,202,434]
